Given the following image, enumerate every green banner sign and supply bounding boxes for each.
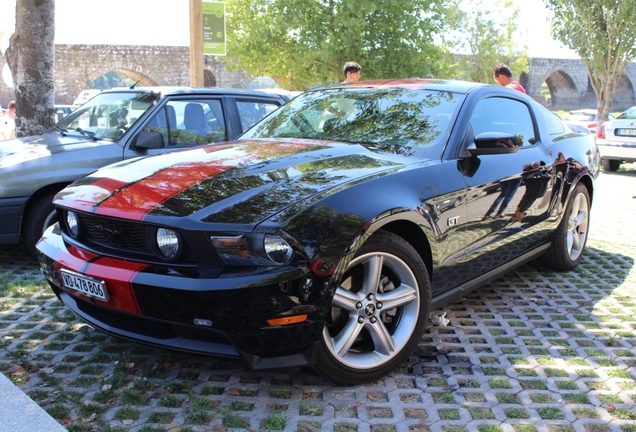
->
[203,1,226,56]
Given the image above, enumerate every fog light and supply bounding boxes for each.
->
[156,228,180,259]
[66,211,79,238]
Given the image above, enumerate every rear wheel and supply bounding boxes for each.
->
[538,184,590,271]
[602,158,620,172]
[23,192,58,259]
[315,230,430,384]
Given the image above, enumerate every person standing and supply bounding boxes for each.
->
[343,61,361,83]
[0,100,16,140]
[493,64,526,93]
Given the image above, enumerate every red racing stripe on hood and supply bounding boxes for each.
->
[92,140,321,220]
[94,162,230,220]
[54,177,130,213]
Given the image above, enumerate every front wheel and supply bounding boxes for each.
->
[538,183,590,271]
[315,230,431,385]
[23,192,58,259]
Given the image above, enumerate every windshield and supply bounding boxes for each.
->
[56,92,158,140]
[241,87,462,158]
[565,113,595,122]
[618,107,636,120]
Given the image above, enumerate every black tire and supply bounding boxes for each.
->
[315,230,431,385]
[538,183,590,271]
[23,192,58,259]
[602,158,620,172]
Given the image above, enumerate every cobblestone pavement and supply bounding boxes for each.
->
[1,168,635,432]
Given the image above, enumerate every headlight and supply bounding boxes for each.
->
[66,211,79,238]
[156,228,180,259]
[210,233,295,266]
[264,234,293,264]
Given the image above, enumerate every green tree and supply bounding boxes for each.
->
[545,0,636,122]
[440,0,528,83]
[225,0,448,90]
[5,0,56,136]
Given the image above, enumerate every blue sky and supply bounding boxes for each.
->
[0,0,577,58]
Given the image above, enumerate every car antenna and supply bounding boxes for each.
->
[129,61,168,89]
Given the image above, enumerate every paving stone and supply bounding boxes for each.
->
[0,168,635,431]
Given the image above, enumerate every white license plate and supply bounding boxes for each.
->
[61,270,109,301]
[617,128,636,136]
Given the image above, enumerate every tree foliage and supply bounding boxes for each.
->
[545,0,636,121]
[439,0,528,83]
[5,0,56,137]
[224,0,448,90]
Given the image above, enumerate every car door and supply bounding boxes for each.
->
[458,95,556,278]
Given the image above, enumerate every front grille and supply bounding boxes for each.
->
[61,211,201,265]
[80,213,151,253]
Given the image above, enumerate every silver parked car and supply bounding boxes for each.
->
[0,87,285,257]
[564,108,615,135]
[595,105,636,171]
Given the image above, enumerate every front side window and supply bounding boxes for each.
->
[241,87,463,158]
[143,99,226,147]
[469,97,536,147]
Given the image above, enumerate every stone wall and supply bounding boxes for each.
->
[0,44,251,107]
[527,57,636,111]
[1,44,635,112]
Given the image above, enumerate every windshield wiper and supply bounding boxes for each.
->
[55,125,67,136]
[75,127,96,140]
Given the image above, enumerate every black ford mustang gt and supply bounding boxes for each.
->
[37,79,599,384]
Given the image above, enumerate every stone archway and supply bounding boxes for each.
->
[544,70,579,111]
[111,68,159,88]
[204,70,217,87]
[613,75,636,112]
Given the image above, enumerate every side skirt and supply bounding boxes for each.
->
[430,242,551,311]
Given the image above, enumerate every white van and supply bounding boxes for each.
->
[73,89,102,107]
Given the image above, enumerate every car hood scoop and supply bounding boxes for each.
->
[56,139,405,225]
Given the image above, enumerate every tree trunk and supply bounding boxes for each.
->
[5,0,56,137]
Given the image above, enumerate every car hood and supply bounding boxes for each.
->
[55,139,412,226]
[0,132,104,166]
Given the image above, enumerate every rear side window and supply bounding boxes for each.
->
[540,107,567,136]
[237,100,280,131]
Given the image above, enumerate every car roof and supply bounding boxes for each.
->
[99,86,287,102]
[568,109,597,115]
[311,78,488,94]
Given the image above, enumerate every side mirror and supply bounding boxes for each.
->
[466,132,522,156]
[134,131,164,149]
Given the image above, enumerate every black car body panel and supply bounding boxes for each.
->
[37,79,599,381]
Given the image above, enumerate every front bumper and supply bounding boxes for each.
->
[37,224,328,370]
[0,196,28,245]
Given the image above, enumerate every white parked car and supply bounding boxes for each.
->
[564,108,614,134]
[595,106,636,171]
[72,89,102,107]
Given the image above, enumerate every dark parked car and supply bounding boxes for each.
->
[0,87,285,257]
[37,79,599,384]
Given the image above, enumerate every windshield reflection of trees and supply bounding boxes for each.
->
[152,154,396,223]
[248,89,459,157]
